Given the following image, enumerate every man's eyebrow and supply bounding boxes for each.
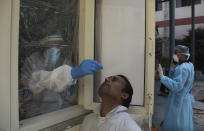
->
[112,76,118,80]
[117,75,127,84]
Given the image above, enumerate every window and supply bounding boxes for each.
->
[176,0,201,8]
[156,0,163,11]
[0,0,155,130]
[19,0,79,120]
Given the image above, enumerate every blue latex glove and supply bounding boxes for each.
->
[71,60,103,79]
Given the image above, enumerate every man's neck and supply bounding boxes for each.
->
[100,99,121,117]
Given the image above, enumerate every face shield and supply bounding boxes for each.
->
[45,47,61,65]
[41,35,64,66]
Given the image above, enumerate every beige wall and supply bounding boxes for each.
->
[0,0,12,130]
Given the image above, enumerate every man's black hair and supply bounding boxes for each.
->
[118,75,133,108]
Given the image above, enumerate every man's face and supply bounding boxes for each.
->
[175,50,186,61]
[98,75,128,102]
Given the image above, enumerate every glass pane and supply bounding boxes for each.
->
[156,0,162,11]
[19,0,79,120]
[195,0,201,4]
[94,0,145,105]
[176,0,182,8]
[182,0,191,7]
[177,0,201,8]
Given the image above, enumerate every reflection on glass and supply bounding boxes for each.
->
[176,0,201,8]
[19,0,79,120]
[156,0,162,11]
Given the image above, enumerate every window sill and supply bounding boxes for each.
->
[19,105,90,131]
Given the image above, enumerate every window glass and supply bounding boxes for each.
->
[176,0,201,8]
[195,0,201,4]
[156,0,163,11]
[19,0,79,120]
[176,0,182,7]
[182,0,191,7]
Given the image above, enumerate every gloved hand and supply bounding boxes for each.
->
[158,64,164,79]
[71,60,103,79]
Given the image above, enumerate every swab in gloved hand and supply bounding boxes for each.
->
[158,64,164,79]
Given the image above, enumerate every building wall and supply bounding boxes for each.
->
[156,1,204,39]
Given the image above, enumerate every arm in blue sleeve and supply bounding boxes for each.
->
[169,69,175,78]
[160,67,188,92]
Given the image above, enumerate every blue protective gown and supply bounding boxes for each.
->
[160,62,194,131]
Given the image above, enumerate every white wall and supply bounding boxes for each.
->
[175,2,204,19]
[156,1,204,20]
[156,1,204,39]
[95,0,145,105]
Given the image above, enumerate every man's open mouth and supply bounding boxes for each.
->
[103,82,111,88]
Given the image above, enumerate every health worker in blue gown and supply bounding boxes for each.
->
[158,45,194,131]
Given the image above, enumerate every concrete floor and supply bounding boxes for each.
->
[152,80,204,131]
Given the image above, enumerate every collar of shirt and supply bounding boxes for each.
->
[93,105,128,118]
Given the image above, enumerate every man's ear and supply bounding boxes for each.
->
[121,92,129,100]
